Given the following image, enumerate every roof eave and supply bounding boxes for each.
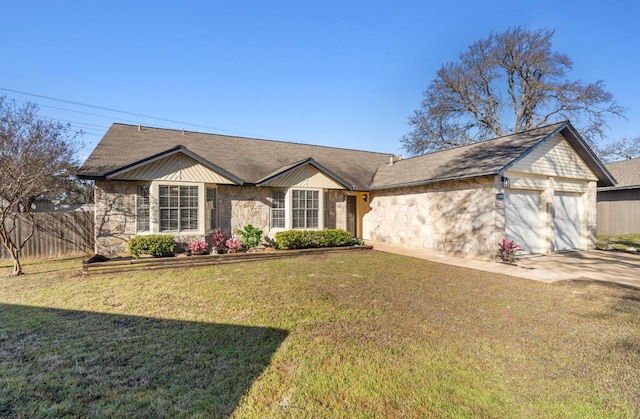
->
[369,172,499,191]
[104,145,245,185]
[256,158,355,190]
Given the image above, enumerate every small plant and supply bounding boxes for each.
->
[497,238,522,264]
[225,237,244,253]
[210,228,227,253]
[127,234,176,258]
[237,224,263,250]
[188,239,208,255]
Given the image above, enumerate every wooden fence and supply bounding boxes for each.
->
[0,211,94,261]
[597,189,640,236]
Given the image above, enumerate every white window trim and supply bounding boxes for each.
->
[147,180,206,235]
[285,188,324,231]
[269,189,286,232]
[205,185,218,232]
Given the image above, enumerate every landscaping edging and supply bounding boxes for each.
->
[82,245,373,274]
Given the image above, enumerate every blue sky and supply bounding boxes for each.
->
[1,1,638,161]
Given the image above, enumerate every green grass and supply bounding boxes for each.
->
[1,252,639,417]
[597,234,640,250]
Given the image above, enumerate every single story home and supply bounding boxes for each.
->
[78,121,615,258]
[597,157,640,235]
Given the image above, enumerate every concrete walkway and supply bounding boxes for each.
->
[368,241,640,288]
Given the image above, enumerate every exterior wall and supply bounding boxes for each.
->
[364,177,500,256]
[218,185,271,239]
[597,188,640,235]
[509,133,598,181]
[95,181,349,256]
[504,171,598,253]
[94,180,137,256]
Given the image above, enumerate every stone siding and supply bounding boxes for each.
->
[584,181,598,250]
[94,180,137,256]
[364,177,499,256]
[218,185,271,239]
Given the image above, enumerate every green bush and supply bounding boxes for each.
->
[237,224,263,250]
[127,234,176,258]
[275,229,355,249]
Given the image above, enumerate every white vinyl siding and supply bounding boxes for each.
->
[505,190,541,254]
[509,134,598,180]
[111,153,235,184]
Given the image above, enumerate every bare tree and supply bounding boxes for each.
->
[598,136,640,162]
[0,98,77,275]
[402,27,626,155]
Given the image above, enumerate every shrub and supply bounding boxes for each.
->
[237,224,263,250]
[497,238,522,263]
[225,237,243,253]
[127,234,176,258]
[188,239,208,255]
[275,229,354,249]
[210,228,227,249]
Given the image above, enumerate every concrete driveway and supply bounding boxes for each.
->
[516,250,640,287]
[369,241,640,288]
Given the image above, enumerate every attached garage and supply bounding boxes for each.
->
[553,192,581,251]
[505,190,541,254]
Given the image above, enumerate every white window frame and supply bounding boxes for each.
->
[205,186,218,231]
[139,181,206,235]
[135,183,151,233]
[270,188,324,231]
[270,189,286,230]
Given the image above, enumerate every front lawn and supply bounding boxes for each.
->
[1,252,638,417]
[597,234,640,250]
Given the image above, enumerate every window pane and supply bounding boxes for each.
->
[159,184,199,232]
[271,190,286,229]
[136,185,150,232]
[206,188,217,230]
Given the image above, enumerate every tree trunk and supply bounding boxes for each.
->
[10,247,23,276]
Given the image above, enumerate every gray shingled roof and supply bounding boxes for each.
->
[79,121,616,189]
[78,124,394,190]
[371,121,615,189]
[603,158,640,189]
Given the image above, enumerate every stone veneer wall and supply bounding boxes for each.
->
[217,185,271,239]
[94,182,354,256]
[94,180,137,256]
[584,181,598,250]
[329,190,343,230]
[363,176,499,256]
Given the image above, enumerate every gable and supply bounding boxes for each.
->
[109,153,236,184]
[258,164,346,189]
[508,133,598,181]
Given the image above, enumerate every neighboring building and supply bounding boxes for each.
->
[78,121,615,257]
[597,157,640,235]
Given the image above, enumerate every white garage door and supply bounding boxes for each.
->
[554,192,581,251]
[505,190,540,254]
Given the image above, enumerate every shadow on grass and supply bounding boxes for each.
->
[0,304,288,418]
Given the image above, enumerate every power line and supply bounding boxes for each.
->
[0,87,301,142]
[11,98,144,126]
[0,87,226,132]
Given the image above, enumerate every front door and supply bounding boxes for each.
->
[346,195,357,237]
